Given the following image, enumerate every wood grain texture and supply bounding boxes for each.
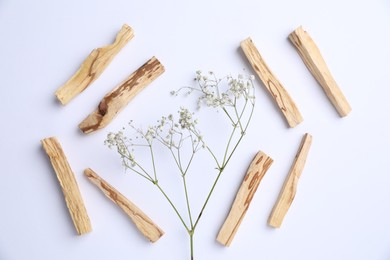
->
[84,168,164,242]
[79,56,165,134]
[289,26,351,117]
[268,133,312,228]
[55,24,134,105]
[216,151,273,246]
[241,37,303,127]
[41,137,92,235]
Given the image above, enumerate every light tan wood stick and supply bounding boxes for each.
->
[55,24,134,105]
[241,37,303,128]
[289,26,351,117]
[79,56,165,134]
[84,168,164,242]
[216,151,273,246]
[268,133,312,228]
[41,137,92,235]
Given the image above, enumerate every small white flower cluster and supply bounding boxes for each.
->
[105,131,125,150]
[179,107,197,130]
[107,71,256,175]
[105,131,136,166]
[228,74,255,100]
[145,126,156,143]
[105,107,205,169]
[171,71,255,110]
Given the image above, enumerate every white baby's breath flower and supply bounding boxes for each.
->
[183,71,255,110]
[179,107,195,129]
[106,70,256,259]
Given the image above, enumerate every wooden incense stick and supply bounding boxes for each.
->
[289,26,351,117]
[216,151,273,246]
[79,56,165,134]
[241,37,303,127]
[56,24,134,105]
[268,133,312,228]
[84,168,164,242]
[41,137,92,235]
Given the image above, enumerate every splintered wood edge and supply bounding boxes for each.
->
[240,37,303,127]
[41,137,92,235]
[268,133,312,228]
[216,151,273,246]
[55,24,134,105]
[84,168,164,242]
[79,56,165,134]
[289,26,351,117]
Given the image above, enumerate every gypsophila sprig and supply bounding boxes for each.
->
[172,71,255,110]
[106,71,255,260]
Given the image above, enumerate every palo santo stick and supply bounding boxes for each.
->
[268,133,312,228]
[289,26,351,117]
[217,151,273,246]
[84,168,164,242]
[241,37,303,127]
[79,56,165,134]
[41,137,92,235]
[56,24,134,105]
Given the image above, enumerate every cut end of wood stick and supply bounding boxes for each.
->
[79,56,165,134]
[268,133,312,228]
[55,24,134,105]
[289,26,351,117]
[84,168,164,242]
[41,137,92,235]
[240,37,303,127]
[217,151,273,246]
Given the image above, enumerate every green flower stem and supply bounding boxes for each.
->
[192,131,243,231]
[222,107,235,126]
[222,123,238,167]
[223,103,255,167]
[193,168,223,229]
[192,103,254,231]
[233,99,244,133]
[190,129,221,169]
[149,145,158,181]
[169,148,182,171]
[127,166,153,183]
[182,175,194,228]
[238,99,249,124]
[184,151,196,175]
[222,130,245,168]
[121,152,154,182]
[155,182,190,233]
[205,146,221,169]
[190,232,194,260]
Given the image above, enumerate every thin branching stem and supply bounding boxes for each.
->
[224,103,255,167]
[193,168,223,230]
[121,151,154,181]
[222,123,238,167]
[184,151,196,175]
[149,145,158,181]
[155,183,190,232]
[233,98,244,133]
[182,175,194,228]
[190,129,221,169]
[222,107,235,126]
[170,148,182,172]
[134,161,154,181]
[106,72,256,260]
[124,161,154,183]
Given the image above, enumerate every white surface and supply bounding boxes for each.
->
[1,0,390,259]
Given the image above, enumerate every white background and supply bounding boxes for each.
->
[1,0,390,259]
